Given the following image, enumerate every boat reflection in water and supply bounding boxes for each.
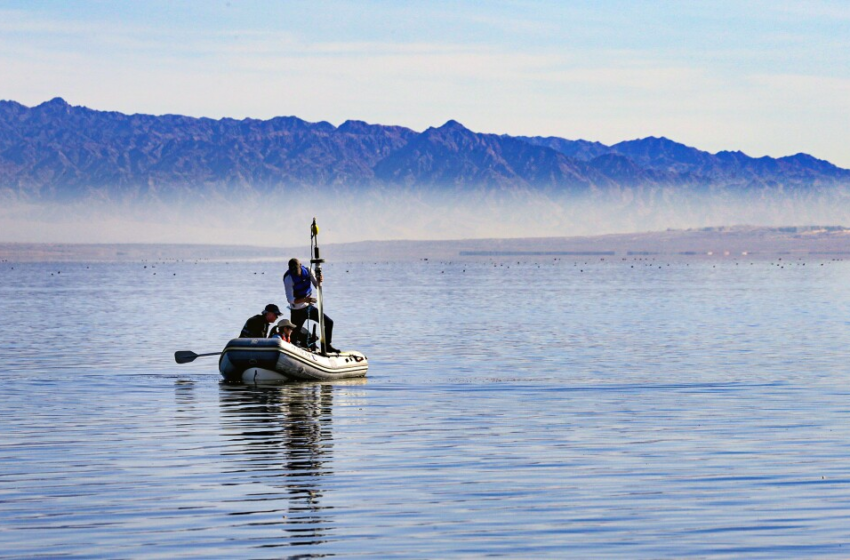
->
[218,380,366,548]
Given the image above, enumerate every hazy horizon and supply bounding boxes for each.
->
[3,187,849,246]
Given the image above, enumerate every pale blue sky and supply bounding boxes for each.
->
[1,0,848,165]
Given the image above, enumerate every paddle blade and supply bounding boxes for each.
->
[174,350,198,364]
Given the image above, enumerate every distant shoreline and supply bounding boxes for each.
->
[1,226,849,263]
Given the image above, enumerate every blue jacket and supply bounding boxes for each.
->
[284,265,313,299]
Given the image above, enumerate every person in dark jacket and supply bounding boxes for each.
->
[239,304,283,338]
[283,258,339,353]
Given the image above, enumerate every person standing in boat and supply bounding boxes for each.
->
[239,303,283,338]
[283,258,340,353]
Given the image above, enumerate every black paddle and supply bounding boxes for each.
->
[174,350,222,364]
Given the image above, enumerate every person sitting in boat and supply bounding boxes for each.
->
[270,319,296,343]
[283,258,340,353]
[239,303,283,338]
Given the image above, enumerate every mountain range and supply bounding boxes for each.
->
[1,97,848,201]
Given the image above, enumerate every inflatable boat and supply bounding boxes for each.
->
[219,337,368,384]
[175,218,370,384]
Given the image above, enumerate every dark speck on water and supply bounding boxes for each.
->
[1,257,850,558]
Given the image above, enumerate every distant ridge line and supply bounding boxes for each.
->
[1,97,849,198]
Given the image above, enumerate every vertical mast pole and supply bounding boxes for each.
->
[310,218,326,354]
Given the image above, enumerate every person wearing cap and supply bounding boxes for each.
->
[283,257,339,353]
[270,319,297,343]
[239,304,283,338]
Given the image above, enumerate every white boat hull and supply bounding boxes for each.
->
[219,338,368,383]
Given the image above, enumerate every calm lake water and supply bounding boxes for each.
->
[2,255,850,558]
